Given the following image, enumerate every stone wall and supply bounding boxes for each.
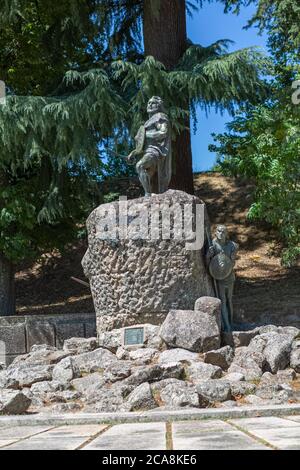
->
[0,313,96,365]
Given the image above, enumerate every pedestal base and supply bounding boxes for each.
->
[82,190,215,334]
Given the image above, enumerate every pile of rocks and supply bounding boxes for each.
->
[0,297,299,415]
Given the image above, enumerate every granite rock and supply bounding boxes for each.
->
[230,382,257,397]
[244,395,266,406]
[228,347,264,381]
[223,372,245,382]
[45,403,82,414]
[194,297,222,329]
[63,337,98,355]
[11,347,69,367]
[159,308,221,353]
[204,346,234,370]
[0,370,19,390]
[159,381,199,409]
[71,373,105,395]
[187,362,222,383]
[116,347,130,360]
[290,348,300,373]
[151,378,185,395]
[83,191,214,333]
[46,390,82,404]
[263,334,293,373]
[257,325,278,335]
[248,332,294,373]
[72,348,118,375]
[277,326,300,340]
[102,361,132,383]
[127,383,157,411]
[125,363,184,387]
[129,348,158,365]
[5,364,54,388]
[84,383,128,412]
[260,369,296,386]
[231,330,258,348]
[30,381,67,395]
[197,380,231,405]
[52,357,80,384]
[0,390,31,415]
[158,349,200,365]
[255,383,293,403]
[220,400,238,408]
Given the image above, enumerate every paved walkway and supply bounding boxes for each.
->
[0,416,299,450]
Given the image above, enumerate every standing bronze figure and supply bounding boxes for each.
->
[127,96,172,197]
[206,225,239,332]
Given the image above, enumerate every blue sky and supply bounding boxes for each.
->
[187,2,268,172]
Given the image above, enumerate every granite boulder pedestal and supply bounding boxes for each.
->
[82,190,215,335]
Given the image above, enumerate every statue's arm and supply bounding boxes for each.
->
[230,242,239,264]
[127,125,145,161]
[127,148,140,162]
[205,243,215,267]
[146,121,169,141]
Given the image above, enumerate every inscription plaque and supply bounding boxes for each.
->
[124,327,144,346]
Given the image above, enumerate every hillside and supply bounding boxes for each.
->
[194,173,299,326]
[15,173,300,326]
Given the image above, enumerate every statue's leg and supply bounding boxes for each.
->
[136,154,157,196]
[157,157,168,193]
[218,283,231,332]
[151,172,159,194]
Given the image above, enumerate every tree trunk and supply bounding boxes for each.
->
[143,0,194,194]
[0,254,15,316]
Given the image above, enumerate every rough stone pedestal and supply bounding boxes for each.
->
[82,190,214,334]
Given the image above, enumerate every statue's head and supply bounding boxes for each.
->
[147,96,165,115]
[215,225,228,243]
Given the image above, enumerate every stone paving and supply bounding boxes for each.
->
[0,416,299,450]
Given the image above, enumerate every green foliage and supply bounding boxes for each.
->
[0,168,98,262]
[0,2,123,267]
[0,64,126,262]
[0,0,269,267]
[211,104,300,266]
[112,44,269,140]
[206,0,300,266]
[103,192,122,203]
[0,0,98,95]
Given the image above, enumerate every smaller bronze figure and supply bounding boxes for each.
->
[206,225,239,332]
[127,96,172,197]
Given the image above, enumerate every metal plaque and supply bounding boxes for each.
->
[124,327,144,346]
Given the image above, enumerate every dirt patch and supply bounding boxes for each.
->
[194,173,300,325]
[15,241,94,315]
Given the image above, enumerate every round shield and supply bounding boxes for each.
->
[209,253,233,281]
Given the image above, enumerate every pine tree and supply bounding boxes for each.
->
[88,0,269,192]
[0,0,269,315]
[0,1,113,315]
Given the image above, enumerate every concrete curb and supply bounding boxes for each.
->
[0,404,300,427]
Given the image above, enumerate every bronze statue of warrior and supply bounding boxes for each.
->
[206,225,239,332]
[127,96,172,197]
